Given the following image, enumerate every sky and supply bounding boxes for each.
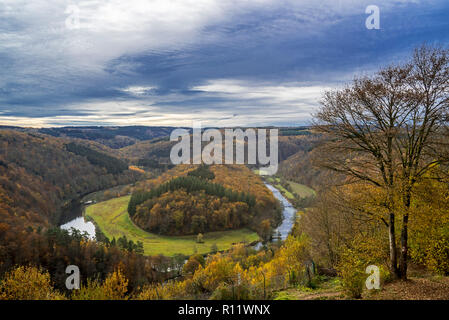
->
[0,0,448,128]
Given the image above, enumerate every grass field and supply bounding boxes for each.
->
[274,184,295,199]
[264,176,315,200]
[85,196,259,257]
[287,181,316,198]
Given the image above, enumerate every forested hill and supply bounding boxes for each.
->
[0,126,321,231]
[0,130,171,292]
[0,125,176,149]
[0,125,321,171]
[130,164,281,237]
[118,127,320,169]
[0,130,142,228]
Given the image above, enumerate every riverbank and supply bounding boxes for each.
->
[265,183,297,241]
[85,195,259,256]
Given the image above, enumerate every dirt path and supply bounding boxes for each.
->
[278,276,449,300]
[367,276,449,300]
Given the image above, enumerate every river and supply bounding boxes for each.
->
[59,183,296,244]
[265,183,296,241]
[59,200,96,239]
[252,183,296,250]
[60,216,96,239]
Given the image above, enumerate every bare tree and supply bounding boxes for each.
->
[313,45,449,279]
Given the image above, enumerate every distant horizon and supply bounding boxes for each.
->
[0,124,312,129]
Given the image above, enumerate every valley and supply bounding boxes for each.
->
[84,195,260,256]
[62,177,302,256]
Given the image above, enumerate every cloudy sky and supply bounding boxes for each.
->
[0,0,448,127]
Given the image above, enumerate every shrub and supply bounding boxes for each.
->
[427,232,449,275]
[336,234,389,298]
[0,266,65,300]
[210,283,253,300]
[71,268,129,300]
[197,233,204,243]
[336,249,366,299]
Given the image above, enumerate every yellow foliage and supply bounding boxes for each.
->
[409,174,449,275]
[72,268,129,300]
[136,280,187,300]
[0,266,65,300]
[336,234,389,299]
[336,248,366,299]
[71,279,106,300]
[101,268,129,300]
[128,165,146,174]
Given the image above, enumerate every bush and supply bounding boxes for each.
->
[410,225,449,276]
[210,283,254,300]
[183,254,205,275]
[336,249,366,299]
[71,268,129,300]
[336,234,389,298]
[0,266,65,300]
[427,232,449,275]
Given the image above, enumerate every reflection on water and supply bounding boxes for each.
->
[59,199,96,239]
[60,216,96,239]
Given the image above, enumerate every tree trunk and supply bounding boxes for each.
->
[399,213,409,280]
[388,212,400,278]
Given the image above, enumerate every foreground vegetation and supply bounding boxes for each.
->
[274,274,449,300]
[0,236,309,300]
[3,235,447,300]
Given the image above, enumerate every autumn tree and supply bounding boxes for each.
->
[183,254,205,276]
[0,266,65,300]
[72,268,129,300]
[314,45,449,279]
[260,219,272,242]
[408,169,449,275]
[101,268,129,300]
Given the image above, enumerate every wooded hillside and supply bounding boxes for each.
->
[129,164,281,237]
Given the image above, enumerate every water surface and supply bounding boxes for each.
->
[265,183,296,241]
[253,183,296,250]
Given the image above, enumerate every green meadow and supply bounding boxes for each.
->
[264,176,315,200]
[85,196,259,257]
[287,181,316,198]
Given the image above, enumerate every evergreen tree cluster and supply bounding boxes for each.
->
[108,235,144,255]
[187,165,215,180]
[137,158,173,169]
[65,142,128,174]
